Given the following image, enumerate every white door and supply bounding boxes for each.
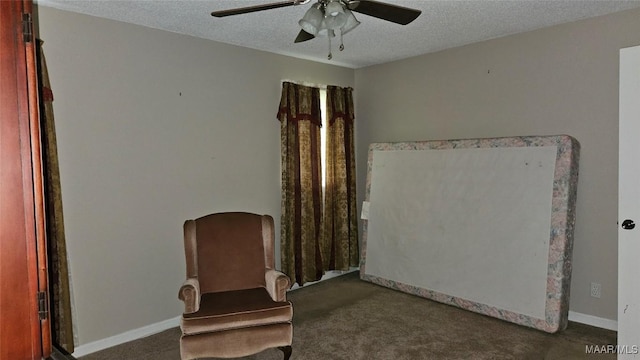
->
[619,45,640,359]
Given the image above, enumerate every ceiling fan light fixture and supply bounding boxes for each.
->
[341,9,360,35]
[298,3,323,35]
[325,0,344,17]
[324,0,347,30]
[317,21,335,38]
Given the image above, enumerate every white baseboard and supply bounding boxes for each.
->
[568,310,617,331]
[289,267,359,291]
[72,316,181,358]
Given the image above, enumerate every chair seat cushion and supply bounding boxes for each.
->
[180,287,293,336]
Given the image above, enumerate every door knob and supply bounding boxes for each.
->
[622,219,636,230]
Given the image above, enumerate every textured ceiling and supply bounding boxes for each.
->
[36,0,640,68]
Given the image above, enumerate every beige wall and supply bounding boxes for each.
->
[355,8,640,322]
[36,6,354,346]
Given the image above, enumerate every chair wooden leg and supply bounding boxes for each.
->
[278,346,292,360]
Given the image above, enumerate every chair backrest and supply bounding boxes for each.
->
[183,212,270,294]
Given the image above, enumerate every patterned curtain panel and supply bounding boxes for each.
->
[277,82,324,286]
[324,86,359,270]
[36,40,75,353]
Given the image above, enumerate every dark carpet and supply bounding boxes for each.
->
[80,272,616,359]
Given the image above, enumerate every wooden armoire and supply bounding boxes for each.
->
[0,0,52,359]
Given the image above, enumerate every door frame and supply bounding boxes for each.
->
[618,44,640,358]
[0,0,51,358]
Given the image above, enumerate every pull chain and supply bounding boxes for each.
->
[339,29,344,51]
[328,32,333,60]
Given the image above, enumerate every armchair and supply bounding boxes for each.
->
[178,212,293,359]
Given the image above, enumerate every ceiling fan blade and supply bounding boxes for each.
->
[348,0,421,25]
[294,29,315,43]
[211,1,298,17]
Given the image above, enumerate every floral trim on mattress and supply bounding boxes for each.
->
[360,135,580,333]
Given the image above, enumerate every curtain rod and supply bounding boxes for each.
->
[280,79,355,92]
[281,79,327,90]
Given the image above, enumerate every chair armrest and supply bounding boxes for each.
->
[265,269,291,302]
[178,278,200,314]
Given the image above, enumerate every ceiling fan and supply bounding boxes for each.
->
[211,0,422,59]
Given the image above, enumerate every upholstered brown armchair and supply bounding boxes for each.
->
[178,212,293,360]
